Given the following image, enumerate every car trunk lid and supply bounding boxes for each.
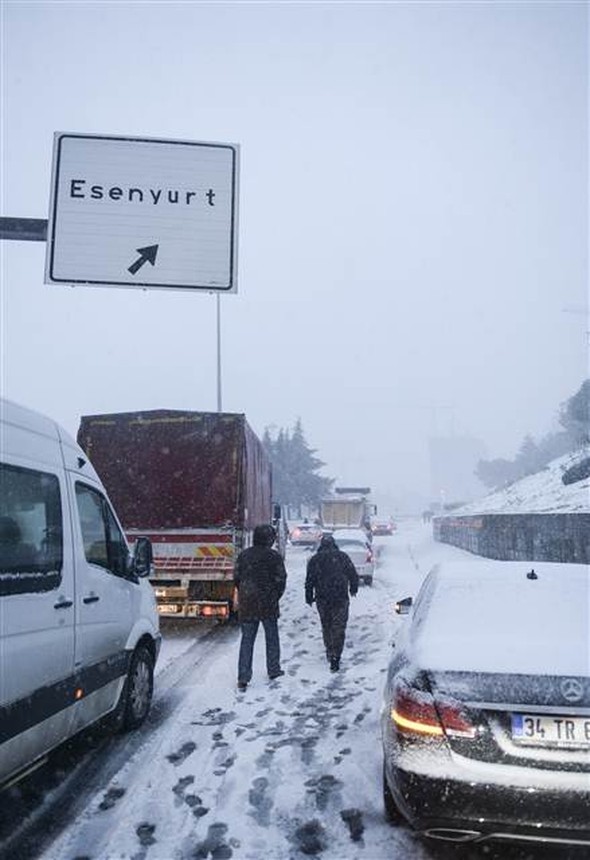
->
[428,669,590,768]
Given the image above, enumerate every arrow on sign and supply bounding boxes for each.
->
[128,244,159,275]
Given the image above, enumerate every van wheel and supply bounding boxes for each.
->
[121,644,154,730]
[383,763,405,825]
[364,575,373,586]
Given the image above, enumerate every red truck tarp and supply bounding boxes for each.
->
[77,410,272,531]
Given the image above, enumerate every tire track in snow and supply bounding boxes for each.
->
[0,623,237,860]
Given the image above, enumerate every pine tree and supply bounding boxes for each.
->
[262,420,332,514]
[289,418,332,514]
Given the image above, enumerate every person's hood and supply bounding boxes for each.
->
[318,534,337,551]
[253,524,276,547]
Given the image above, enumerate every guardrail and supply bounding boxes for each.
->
[433,513,590,565]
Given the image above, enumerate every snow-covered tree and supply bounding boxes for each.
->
[475,457,518,489]
[559,379,590,444]
[263,420,332,515]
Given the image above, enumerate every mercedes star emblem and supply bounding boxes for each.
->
[560,678,584,703]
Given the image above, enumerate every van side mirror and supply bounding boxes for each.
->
[395,596,413,615]
[132,536,153,578]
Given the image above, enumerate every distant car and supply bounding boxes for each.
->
[332,528,375,585]
[381,560,590,848]
[289,522,322,546]
[371,517,396,536]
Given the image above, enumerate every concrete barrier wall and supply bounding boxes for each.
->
[433,513,590,565]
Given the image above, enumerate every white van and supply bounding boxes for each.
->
[0,398,161,788]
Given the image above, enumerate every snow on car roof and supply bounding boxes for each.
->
[411,560,590,676]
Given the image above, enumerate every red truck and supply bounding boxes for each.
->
[77,409,278,620]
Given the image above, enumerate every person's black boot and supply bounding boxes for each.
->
[329,658,340,672]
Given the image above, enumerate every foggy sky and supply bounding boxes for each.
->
[1,1,588,510]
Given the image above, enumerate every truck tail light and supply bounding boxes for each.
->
[202,605,229,618]
[391,680,476,739]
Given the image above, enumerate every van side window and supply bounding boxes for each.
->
[105,504,130,577]
[75,484,129,578]
[0,463,63,594]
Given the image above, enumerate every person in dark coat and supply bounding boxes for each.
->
[234,523,287,691]
[305,534,359,672]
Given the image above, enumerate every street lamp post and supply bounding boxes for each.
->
[216,293,222,412]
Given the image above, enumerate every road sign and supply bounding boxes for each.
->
[45,132,239,292]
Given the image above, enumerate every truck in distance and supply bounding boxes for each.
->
[320,486,376,533]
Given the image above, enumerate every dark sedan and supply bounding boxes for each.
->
[381,560,590,848]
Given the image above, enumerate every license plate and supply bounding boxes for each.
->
[512,713,590,748]
[158,604,182,614]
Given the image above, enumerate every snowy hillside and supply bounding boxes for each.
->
[451,445,590,516]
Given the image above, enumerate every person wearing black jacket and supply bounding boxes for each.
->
[234,523,287,691]
[305,534,359,672]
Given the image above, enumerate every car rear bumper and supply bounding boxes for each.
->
[385,760,590,845]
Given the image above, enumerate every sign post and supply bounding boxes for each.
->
[45,132,239,293]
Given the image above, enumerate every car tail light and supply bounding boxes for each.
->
[436,700,477,738]
[366,550,373,563]
[391,680,476,739]
[391,681,443,736]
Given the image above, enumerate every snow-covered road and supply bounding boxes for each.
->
[23,521,579,860]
